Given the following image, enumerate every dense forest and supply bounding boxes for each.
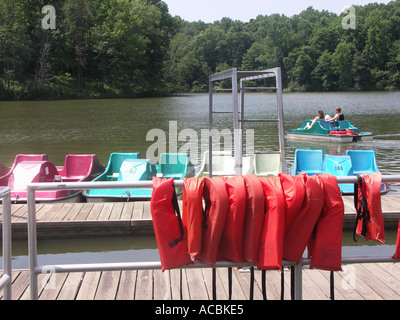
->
[1,0,400,100]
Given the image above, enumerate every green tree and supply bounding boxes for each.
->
[312,50,335,91]
[332,42,355,90]
[64,0,94,91]
[284,46,315,91]
[242,41,281,71]
[0,0,32,95]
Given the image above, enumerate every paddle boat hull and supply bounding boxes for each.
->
[287,120,373,143]
[83,153,190,202]
[292,149,389,195]
[0,154,104,203]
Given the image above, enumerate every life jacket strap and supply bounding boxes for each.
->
[353,175,371,241]
[202,193,211,231]
[169,187,185,248]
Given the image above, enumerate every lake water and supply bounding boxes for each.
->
[1,91,400,190]
[3,231,398,270]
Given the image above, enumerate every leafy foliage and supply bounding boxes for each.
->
[0,0,399,99]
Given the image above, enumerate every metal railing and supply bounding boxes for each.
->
[25,175,400,300]
[0,187,12,300]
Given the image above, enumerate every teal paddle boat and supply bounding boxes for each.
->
[83,152,190,202]
[292,149,390,194]
[287,120,373,143]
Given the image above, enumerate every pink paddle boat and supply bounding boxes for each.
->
[0,154,104,202]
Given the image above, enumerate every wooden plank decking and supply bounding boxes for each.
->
[3,263,400,300]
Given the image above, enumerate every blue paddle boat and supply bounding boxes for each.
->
[83,152,190,202]
[292,149,390,194]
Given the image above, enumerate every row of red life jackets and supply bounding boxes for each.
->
[150,172,390,272]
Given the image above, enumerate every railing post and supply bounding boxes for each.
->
[294,265,303,300]
[2,190,12,300]
[27,186,38,300]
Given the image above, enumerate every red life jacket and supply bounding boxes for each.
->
[242,175,265,264]
[393,222,400,260]
[182,177,205,260]
[283,175,324,264]
[257,176,286,270]
[354,172,385,244]
[279,172,306,234]
[217,175,247,263]
[309,173,344,271]
[198,177,229,267]
[150,177,193,271]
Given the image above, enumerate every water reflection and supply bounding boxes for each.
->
[1,232,396,269]
[4,236,160,269]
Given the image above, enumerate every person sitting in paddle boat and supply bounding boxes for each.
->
[326,106,344,122]
[304,109,329,129]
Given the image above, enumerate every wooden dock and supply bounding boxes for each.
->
[1,195,400,300]
[2,195,400,239]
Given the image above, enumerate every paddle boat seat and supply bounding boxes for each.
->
[196,151,234,177]
[118,159,157,181]
[323,155,354,194]
[157,153,189,179]
[346,150,379,175]
[292,149,324,175]
[292,149,388,195]
[57,154,103,181]
[253,153,282,177]
[196,151,253,177]
[0,154,48,186]
[100,152,140,181]
[9,161,59,190]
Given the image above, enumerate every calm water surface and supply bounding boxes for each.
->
[3,231,397,269]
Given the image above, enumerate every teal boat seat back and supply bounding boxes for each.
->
[292,150,324,175]
[323,155,353,176]
[118,159,156,181]
[319,121,332,130]
[108,153,140,174]
[323,155,354,194]
[157,153,189,179]
[338,121,350,129]
[254,153,282,177]
[345,150,379,174]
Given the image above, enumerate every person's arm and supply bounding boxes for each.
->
[330,113,339,121]
[309,117,318,127]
